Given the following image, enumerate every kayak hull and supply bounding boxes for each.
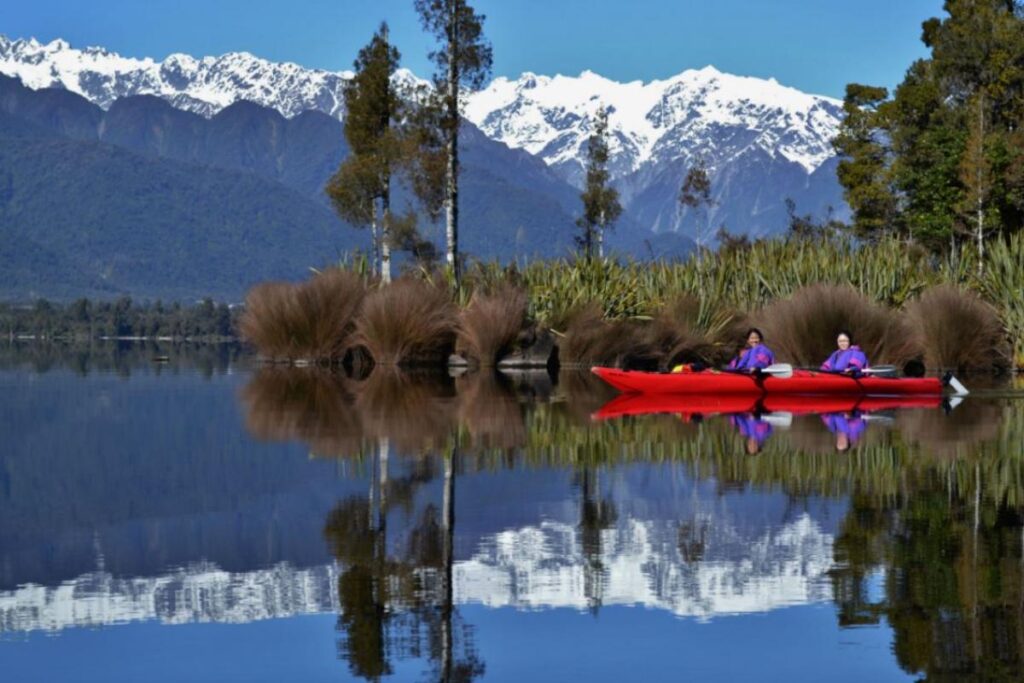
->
[591,366,944,396]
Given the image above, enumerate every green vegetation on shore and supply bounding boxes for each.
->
[0,297,237,341]
[240,232,1024,372]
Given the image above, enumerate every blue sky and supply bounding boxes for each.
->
[4,0,945,98]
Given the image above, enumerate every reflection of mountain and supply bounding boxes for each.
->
[457,515,834,618]
[0,562,339,634]
[1,513,833,634]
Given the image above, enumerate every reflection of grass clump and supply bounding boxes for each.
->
[240,368,363,456]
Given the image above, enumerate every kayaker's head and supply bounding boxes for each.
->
[836,330,852,350]
[835,433,851,452]
[745,328,764,348]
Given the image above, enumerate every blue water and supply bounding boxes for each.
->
[0,347,1018,681]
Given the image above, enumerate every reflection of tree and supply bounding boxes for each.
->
[830,468,1024,681]
[575,466,617,613]
[325,497,392,680]
[323,445,483,682]
[677,520,709,565]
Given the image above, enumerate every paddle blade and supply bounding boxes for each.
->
[862,365,898,377]
[947,375,969,396]
[760,411,793,428]
[760,363,793,378]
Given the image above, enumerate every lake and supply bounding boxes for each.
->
[1,343,1022,682]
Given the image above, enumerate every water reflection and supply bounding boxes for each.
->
[3,349,1024,681]
[832,468,1024,681]
[0,340,240,377]
[323,451,483,681]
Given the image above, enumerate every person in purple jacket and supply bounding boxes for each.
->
[820,330,868,375]
[730,413,773,454]
[821,412,867,452]
[727,328,775,373]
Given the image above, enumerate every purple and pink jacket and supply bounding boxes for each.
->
[820,345,868,373]
[730,414,773,446]
[727,343,775,371]
[821,413,867,444]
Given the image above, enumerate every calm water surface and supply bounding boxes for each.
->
[1,344,1023,682]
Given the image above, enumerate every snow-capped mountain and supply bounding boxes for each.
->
[0,33,846,241]
[465,67,842,183]
[0,34,426,119]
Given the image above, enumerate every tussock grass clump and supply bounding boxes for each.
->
[239,269,365,361]
[905,285,1010,372]
[643,294,742,369]
[557,302,645,368]
[238,282,298,359]
[457,284,528,366]
[755,284,914,367]
[355,276,457,366]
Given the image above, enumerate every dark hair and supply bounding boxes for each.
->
[746,328,764,342]
[836,329,853,343]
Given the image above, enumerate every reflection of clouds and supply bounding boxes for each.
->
[0,516,834,634]
[456,514,834,619]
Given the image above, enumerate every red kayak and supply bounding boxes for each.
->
[591,366,946,396]
[593,392,942,420]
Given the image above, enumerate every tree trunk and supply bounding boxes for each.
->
[370,203,379,278]
[597,210,605,260]
[441,444,455,682]
[381,187,392,284]
[975,93,985,278]
[445,0,460,290]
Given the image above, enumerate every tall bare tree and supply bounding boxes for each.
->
[414,0,493,288]
[327,23,402,283]
[679,160,715,263]
[576,108,622,260]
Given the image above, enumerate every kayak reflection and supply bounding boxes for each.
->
[595,393,945,454]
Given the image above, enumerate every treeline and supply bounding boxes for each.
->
[0,297,237,340]
[836,0,1024,255]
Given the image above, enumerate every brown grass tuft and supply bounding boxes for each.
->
[643,295,742,369]
[355,276,457,366]
[239,269,365,361]
[457,284,528,366]
[755,284,913,367]
[558,302,645,368]
[904,285,1010,372]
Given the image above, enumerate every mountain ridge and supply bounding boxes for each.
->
[0,33,848,241]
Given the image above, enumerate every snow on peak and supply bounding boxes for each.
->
[0,33,842,178]
[464,65,843,178]
[0,33,352,118]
